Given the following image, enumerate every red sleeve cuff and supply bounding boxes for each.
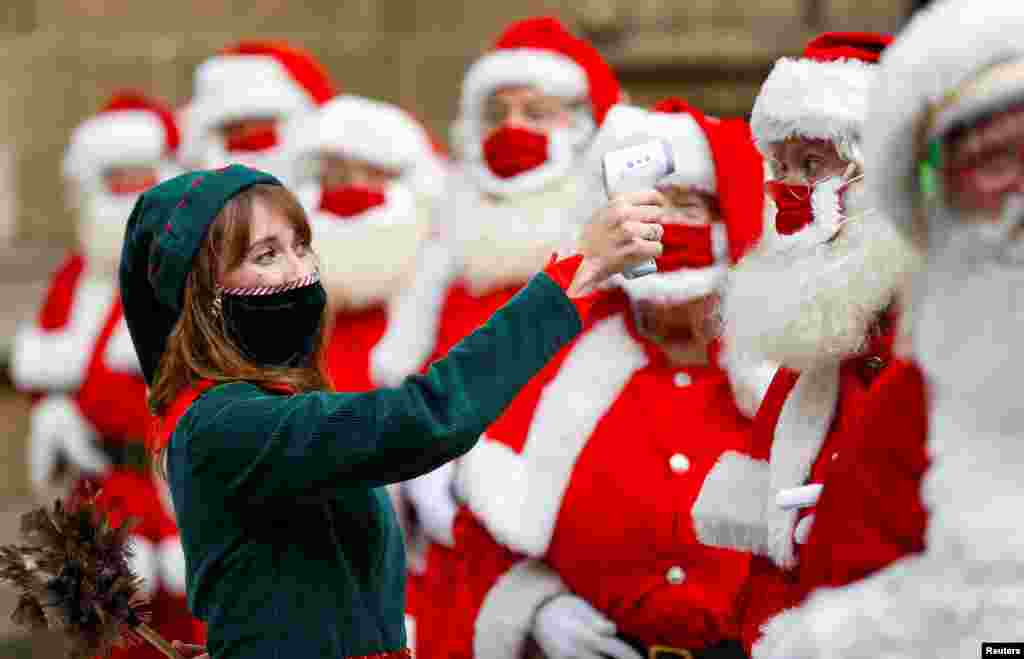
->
[542,254,604,327]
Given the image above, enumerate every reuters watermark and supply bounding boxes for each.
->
[984,643,1024,656]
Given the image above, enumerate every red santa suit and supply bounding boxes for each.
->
[366,17,623,659]
[698,33,932,656]
[10,91,205,657]
[184,40,336,186]
[445,99,768,659]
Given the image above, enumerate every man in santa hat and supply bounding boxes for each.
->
[749,2,1024,656]
[183,40,336,185]
[444,98,764,659]
[692,32,924,654]
[9,91,205,658]
[367,16,622,658]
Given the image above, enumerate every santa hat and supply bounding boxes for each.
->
[865,0,1024,240]
[63,90,180,184]
[459,16,621,127]
[190,40,337,137]
[292,94,447,197]
[750,32,893,160]
[584,99,763,265]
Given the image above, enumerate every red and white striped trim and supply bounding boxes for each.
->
[218,269,320,297]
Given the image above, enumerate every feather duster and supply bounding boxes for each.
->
[0,480,184,659]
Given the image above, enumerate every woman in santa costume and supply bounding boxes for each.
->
[9,90,205,658]
[445,98,765,659]
[752,2,1024,655]
[697,32,924,655]
[181,40,336,186]
[368,16,622,658]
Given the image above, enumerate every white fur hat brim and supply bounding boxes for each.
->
[751,56,877,155]
[864,0,1024,240]
[63,110,168,182]
[459,48,588,121]
[190,54,317,135]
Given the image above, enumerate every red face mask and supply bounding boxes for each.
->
[225,125,280,153]
[766,181,814,235]
[319,184,387,218]
[105,173,157,196]
[655,223,716,272]
[482,125,549,179]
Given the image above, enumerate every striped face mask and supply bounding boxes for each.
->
[216,270,327,367]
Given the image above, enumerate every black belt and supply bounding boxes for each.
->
[618,636,748,659]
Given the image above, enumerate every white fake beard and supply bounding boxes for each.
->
[912,204,1024,564]
[458,122,587,199]
[446,169,582,295]
[311,183,430,311]
[722,181,919,371]
[199,139,299,185]
[77,192,139,277]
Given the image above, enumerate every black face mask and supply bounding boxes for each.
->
[219,272,327,368]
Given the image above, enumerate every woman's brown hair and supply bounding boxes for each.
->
[150,184,332,475]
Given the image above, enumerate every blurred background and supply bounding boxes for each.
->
[0,0,920,653]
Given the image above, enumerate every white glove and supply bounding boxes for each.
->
[27,394,110,490]
[533,595,644,659]
[402,461,457,547]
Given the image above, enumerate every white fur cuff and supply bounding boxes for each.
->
[474,559,568,659]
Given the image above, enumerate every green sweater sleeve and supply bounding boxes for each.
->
[181,272,581,504]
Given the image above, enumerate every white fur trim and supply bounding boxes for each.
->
[473,559,568,659]
[457,314,647,556]
[864,0,1024,240]
[692,450,783,556]
[157,536,187,595]
[127,535,159,598]
[767,365,840,568]
[369,238,459,387]
[190,54,317,135]
[718,345,779,419]
[27,394,106,489]
[460,49,588,121]
[644,111,716,193]
[751,57,877,155]
[63,111,167,183]
[294,94,434,174]
[10,272,116,391]
[616,264,727,306]
[404,614,416,655]
[103,319,142,375]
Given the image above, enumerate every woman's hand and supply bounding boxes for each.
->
[567,190,666,298]
[171,641,209,658]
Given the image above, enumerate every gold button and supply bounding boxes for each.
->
[865,356,885,370]
[673,372,691,387]
[666,565,686,584]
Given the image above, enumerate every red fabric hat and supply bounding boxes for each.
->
[649,97,764,264]
[460,15,621,125]
[191,39,338,135]
[750,31,893,158]
[63,89,180,182]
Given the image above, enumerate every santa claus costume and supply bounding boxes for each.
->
[752,2,1024,655]
[446,99,765,659]
[368,16,621,659]
[699,33,928,655]
[286,93,449,657]
[183,40,336,186]
[288,94,448,393]
[9,91,205,657]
